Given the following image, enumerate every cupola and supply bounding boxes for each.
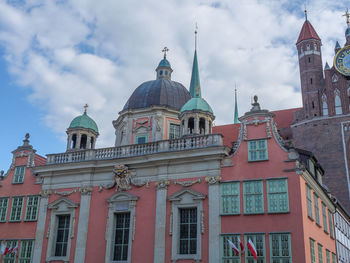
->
[66,104,99,151]
[156,47,173,80]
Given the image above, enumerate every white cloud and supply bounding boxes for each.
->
[0,0,347,150]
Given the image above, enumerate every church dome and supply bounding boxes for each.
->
[158,58,171,68]
[122,78,191,111]
[69,111,99,133]
[180,97,213,115]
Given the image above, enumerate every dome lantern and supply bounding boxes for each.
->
[66,104,99,151]
[156,47,173,80]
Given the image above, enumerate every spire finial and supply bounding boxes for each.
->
[304,4,308,21]
[84,104,88,113]
[195,23,198,50]
[234,85,239,124]
[343,8,350,27]
[162,47,169,59]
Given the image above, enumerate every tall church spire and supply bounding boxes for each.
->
[234,88,239,123]
[189,26,201,98]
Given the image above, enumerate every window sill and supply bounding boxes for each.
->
[172,254,201,261]
[243,212,265,215]
[12,182,24,185]
[248,159,269,163]
[267,211,290,214]
[220,213,240,216]
[308,215,314,221]
[8,220,21,223]
[24,219,38,222]
[46,256,69,262]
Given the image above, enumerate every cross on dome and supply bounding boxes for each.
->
[162,47,169,58]
[343,8,350,26]
[84,104,88,113]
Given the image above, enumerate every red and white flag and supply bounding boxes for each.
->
[4,246,11,255]
[227,239,239,255]
[0,243,6,255]
[247,239,258,260]
[238,237,244,252]
[11,244,18,254]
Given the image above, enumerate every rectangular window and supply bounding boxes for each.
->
[248,139,268,162]
[269,233,292,263]
[179,208,197,255]
[245,234,265,263]
[328,210,334,238]
[55,215,70,257]
[314,194,320,225]
[244,180,264,214]
[19,240,34,263]
[25,196,40,221]
[113,212,130,261]
[326,249,330,263]
[222,235,241,262]
[3,240,18,263]
[318,243,323,263]
[9,196,24,222]
[13,166,25,184]
[0,197,9,222]
[306,185,313,219]
[322,203,328,233]
[221,182,240,215]
[310,239,316,263]
[267,179,289,213]
[331,253,336,263]
[136,135,147,144]
[169,124,180,140]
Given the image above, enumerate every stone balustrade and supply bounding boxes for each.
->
[46,134,223,165]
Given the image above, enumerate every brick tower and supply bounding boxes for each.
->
[292,13,350,212]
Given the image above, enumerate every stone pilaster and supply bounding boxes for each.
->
[208,182,220,262]
[153,184,168,263]
[74,187,92,263]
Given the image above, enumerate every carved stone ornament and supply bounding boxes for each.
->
[54,189,77,197]
[205,176,221,185]
[40,189,52,198]
[173,178,201,187]
[99,164,148,192]
[155,180,170,190]
[79,186,93,195]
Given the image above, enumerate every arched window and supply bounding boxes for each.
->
[188,118,194,134]
[334,89,342,115]
[314,43,317,50]
[332,74,338,83]
[199,118,205,134]
[80,134,87,149]
[322,94,328,116]
[71,134,77,149]
[306,44,310,51]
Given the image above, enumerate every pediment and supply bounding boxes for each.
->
[107,192,138,203]
[168,188,206,202]
[48,197,79,211]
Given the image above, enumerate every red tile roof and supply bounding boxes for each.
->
[213,108,301,147]
[296,20,321,44]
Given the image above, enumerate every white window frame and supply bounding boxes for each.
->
[168,188,205,262]
[46,197,78,262]
[105,192,138,263]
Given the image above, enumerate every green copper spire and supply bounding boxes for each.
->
[234,88,239,123]
[190,50,201,98]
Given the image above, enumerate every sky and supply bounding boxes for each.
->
[0,0,349,171]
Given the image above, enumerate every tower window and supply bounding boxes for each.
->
[80,134,87,149]
[71,134,77,149]
[308,57,311,63]
[188,118,194,134]
[335,91,342,115]
[165,71,168,75]
[159,70,163,76]
[310,78,313,84]
[306,44,310,51]
[199,118,205,134]
[312,101,315,109]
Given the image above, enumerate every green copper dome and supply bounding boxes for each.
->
[69,112,99,133]
[180,97,213,114]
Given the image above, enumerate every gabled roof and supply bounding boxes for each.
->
[296,20,321,44]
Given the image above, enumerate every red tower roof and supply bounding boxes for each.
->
[296,20,321,44]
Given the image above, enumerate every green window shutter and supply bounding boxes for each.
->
[328,210,334,238]
[221,182,240,215]
[221,234,241,262]
[9,196,24,222]
[322,203,328,233]
[326,250,330,263]
[13,166,25,184]
[18,240,34,263]
[267,179,289,213]
[314,194,320,225]
[245,234,265,263]
[310,239,316,263]
[269,233,292,262]
[0,197,9,222]
[244,181,264,214]
[306,185,313,219]
[25,195,40,221]
[248,139,268,162]
[318,243,323,263]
